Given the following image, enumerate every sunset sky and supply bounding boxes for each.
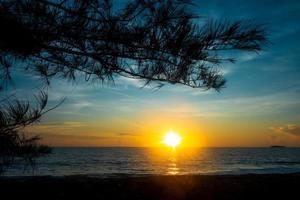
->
[9,0,300,147]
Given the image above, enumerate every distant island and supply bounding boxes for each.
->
[270,146,286,148]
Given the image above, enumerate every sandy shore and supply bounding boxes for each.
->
[1,173,299,199]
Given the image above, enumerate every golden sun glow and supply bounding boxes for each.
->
[162,131,182,148]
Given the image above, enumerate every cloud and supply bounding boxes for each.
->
[36,133,114,147]
[115,76,146,88]
[238,52,261,63]
[270,124,300,136]
[116,132,137,136]
[41,133,111,140]
[33,121,89,129]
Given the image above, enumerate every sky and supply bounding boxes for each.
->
[6,0,300,147]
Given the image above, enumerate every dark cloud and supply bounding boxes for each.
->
[116,132,137,136]
[43,134,111,140]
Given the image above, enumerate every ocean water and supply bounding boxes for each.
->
[4,147,300,177]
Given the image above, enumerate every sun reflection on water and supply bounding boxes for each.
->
[146,147,201,176]
[167,155,179,175]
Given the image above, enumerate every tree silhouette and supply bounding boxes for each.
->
[0,0,267,174]
[0,92,52,174]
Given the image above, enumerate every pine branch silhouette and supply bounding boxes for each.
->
[0,0,267,90]
[0,0,267,174]
[0,92,52,174]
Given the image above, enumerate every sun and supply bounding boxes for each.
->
[162,131,182,148]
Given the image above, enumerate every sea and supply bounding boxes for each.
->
[3,147,300,177]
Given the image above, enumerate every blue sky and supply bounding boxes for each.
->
[6,0,300,146]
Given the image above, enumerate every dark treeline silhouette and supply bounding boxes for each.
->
[0,0,267,174]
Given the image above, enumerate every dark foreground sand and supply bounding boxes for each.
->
[1,173,299,200]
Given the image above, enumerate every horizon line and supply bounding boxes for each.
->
[47,145,300,148]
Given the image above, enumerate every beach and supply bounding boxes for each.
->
[1,173,299,199]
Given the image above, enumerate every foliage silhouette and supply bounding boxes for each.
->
[0,92,53,174]
[0,0,267,90]
[0,0,267,174]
